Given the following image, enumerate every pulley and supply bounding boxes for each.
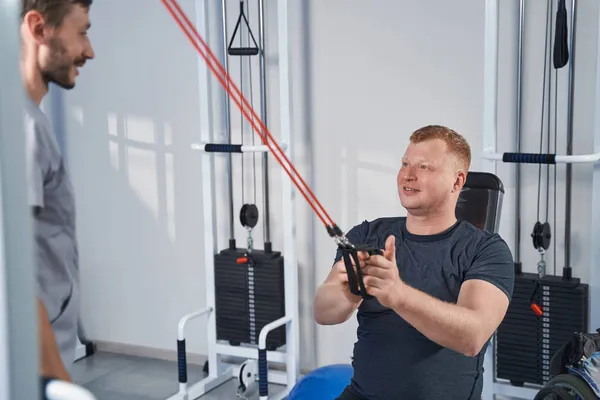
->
[531,221,551,250]
[240,204,259,229]
[236,359,258,399]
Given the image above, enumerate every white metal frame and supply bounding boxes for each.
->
[589,0,600,345]
[165,1,299,399]
[0,1,41,399]
[481,1,600,399]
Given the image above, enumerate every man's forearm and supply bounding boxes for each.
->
[391,284,487,357]
[38,298,71,382]
[313,283,360,325]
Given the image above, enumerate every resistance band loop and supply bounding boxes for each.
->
[162,0,380,299]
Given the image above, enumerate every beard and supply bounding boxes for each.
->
[39,36,82,90]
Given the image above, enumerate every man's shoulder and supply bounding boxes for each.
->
[23,98,60,154]
[23,97,46,123]
[455,221,510,252]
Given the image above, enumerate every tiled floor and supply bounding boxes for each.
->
[71,351,284,400]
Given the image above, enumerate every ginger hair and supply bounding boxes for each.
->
[409,125,471,171]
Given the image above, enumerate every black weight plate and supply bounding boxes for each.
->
[502,315,584,329]
[495,347,555,363]
[496,369,548,386]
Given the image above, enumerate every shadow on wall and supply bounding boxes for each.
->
[67,107,204,347]
[62,0,208,354]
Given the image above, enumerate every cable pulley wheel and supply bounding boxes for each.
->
[240,204,259,229]
[531,221,552,250]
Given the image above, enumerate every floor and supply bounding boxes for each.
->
[71,351,285,400]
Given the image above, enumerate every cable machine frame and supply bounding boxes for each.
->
[164,1,299,399]
[480,0,600,399]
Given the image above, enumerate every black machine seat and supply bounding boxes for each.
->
[456,171,504,234]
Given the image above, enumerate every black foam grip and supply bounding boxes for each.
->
[350,250,371,300]
[502,152,556,164]
[204,144,243,153]
[258,348,268,397]
[177,339,187,383]
[228,47,259,56]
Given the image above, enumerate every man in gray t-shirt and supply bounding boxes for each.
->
[20,0,95,381]
[314,126,514,400]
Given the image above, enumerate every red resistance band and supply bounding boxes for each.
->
[160,0,339,235]
[161,0,383,299]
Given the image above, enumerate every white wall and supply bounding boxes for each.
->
[59,0,599,378]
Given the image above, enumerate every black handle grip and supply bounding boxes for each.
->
[502,152,556,164]
[204,144,243,153]
[258,348,268,397]
[177,339,187,383]
[342,244,382,300]
[342,251,362,297]
[228,47,259,56]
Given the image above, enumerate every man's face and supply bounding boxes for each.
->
[38,4,95,89]
[397,139,463,216]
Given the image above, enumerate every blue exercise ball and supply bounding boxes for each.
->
[287,364,353,400]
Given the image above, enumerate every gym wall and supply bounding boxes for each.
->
[54,0,600,373]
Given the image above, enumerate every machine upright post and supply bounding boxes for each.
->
[277,0,300,391]
[0,1,41,400]
[481,1,499,400]
[196,0,221,379]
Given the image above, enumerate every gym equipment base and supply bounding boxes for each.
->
[165,304,294,400]
[166,357,289,400]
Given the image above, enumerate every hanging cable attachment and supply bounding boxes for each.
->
[246,228,254,253]
[537,248,547,278]
[228,0,260,56]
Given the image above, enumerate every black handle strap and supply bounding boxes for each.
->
[341,250,361,297]
[341,244,382,300]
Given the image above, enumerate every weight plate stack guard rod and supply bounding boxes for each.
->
[161,0,380,299]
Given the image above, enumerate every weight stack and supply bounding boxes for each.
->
[214,248,286,351]
[496,272,589,386]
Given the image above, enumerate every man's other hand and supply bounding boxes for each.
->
[361,235,405,308]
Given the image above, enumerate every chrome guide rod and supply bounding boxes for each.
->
[515,0,525,266]
[258,0,272,249]
[221,0,235,247]
[564,0,577,277]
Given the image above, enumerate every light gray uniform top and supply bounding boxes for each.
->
[24,97,80,371]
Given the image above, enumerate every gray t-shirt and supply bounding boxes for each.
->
[333,217,514,400]
[24,97,79,370]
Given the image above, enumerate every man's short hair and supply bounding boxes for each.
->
[409,125,471,171]
[21,0,93,27]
